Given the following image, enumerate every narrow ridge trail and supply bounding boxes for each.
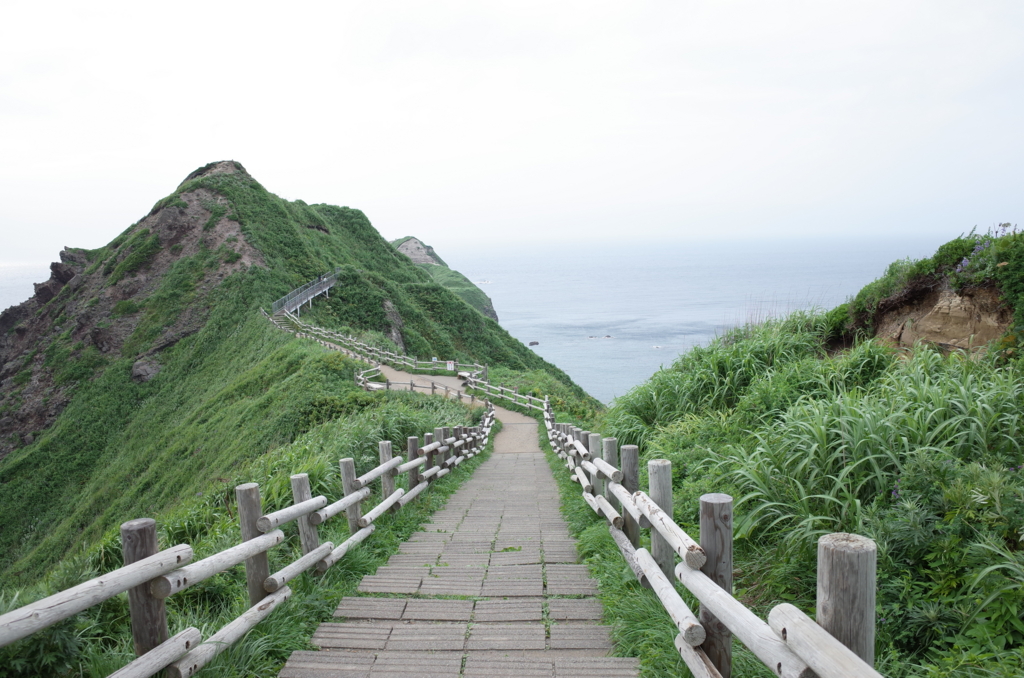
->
[278,364,639,677]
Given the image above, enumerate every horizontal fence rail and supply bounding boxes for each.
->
[0,413,496,678]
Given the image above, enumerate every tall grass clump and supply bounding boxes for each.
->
[603,298,1024,674]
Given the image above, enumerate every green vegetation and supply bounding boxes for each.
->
[0,392,494,678]
[848,225,1021,333]
[389,236,498,319]
[0,162,584,588]
[603,332,1024,673]
[499,231,1024,676]
[420,264,497,319]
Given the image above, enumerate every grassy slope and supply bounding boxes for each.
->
[599,230,1024,676]
[0,163,583,583]
[0,390,497,678]
[420,264,498,320]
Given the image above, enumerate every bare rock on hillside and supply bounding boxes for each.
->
[395,237,443,265]
[383,300,406,352]
[131,358,161,383]
[0,161,266,460]
[877,286,1011,350]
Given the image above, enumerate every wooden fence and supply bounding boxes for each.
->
[0,413,496,678]
[271,310,488,381]
[542,404,882,678]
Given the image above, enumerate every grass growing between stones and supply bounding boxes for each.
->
[0,399,499,678]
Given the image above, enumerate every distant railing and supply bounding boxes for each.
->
[270,268,344,315]
[0,412,496,678]
[271,311,489,396]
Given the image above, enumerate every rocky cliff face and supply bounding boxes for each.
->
[871,281,1011,351]
[0,161,264,459]
[391,236,499,322]
[395,237,444,265]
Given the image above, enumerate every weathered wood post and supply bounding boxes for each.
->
[339,459,362,534]
[235,483,270,606]
[385,379,391,391]
[431,381,436,395]
[483,365,488,381]
[424,432,436,482]
[603,438,619,510]
[700,493,734,678]
[120,518,169,657]
[434,427,446,466]
[589,433,604,497]
[379,441,396,498]
[621,445,640,547]
[818,533,877,665]
[407,436,420,489]
[291,474,320,555]
[648,460,674,580]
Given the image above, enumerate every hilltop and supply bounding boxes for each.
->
[391,236,499,321]
[0,161,589,582]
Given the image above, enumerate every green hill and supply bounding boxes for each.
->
[0,161,586,584]
[391,236,499,320]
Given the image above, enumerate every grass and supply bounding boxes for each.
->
[0,163,588,586]
[0,391,497,678]
[600,310,1024,675]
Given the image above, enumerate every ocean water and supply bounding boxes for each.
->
[0,236,948,403]
[0,263,51,315]
[442,237,948,403]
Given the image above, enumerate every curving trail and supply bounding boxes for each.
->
[278,364,638,677]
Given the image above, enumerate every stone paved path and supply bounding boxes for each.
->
[278,405,639,677]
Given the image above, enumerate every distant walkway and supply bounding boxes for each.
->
[278,402,638,677]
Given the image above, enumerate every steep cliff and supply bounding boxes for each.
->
[392,236,499,321]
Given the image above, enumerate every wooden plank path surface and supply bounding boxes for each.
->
[278,405,639,678]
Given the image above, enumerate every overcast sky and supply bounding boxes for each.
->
[2,1,1022,263]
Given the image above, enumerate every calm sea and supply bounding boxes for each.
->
[0,236,949,403]
[0,263,50,316]
[442,236,950,403]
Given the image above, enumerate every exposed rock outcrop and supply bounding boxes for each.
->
[0,161,265,459]
[875,285,1011,350]
[395,237,444,265]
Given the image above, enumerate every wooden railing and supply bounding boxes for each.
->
[263,296,882,676]
[0,413,496,678]
[541,402,882,678]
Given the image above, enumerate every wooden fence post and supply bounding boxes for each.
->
[700,493,734,678]
[339,459,362,535]
[407,436,420,488]
[818,533,877,665]
[379,441,396,498]
[648,460,673,580]
[424,432,435,482]
[291,474,320,555]
[434,427,446,465]
[621,445,640,547]
[120,518,169,657]
[235,483,270,606]
[588,433,604,497]
[602,438,619,511]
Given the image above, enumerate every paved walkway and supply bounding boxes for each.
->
[278,402,639,678]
